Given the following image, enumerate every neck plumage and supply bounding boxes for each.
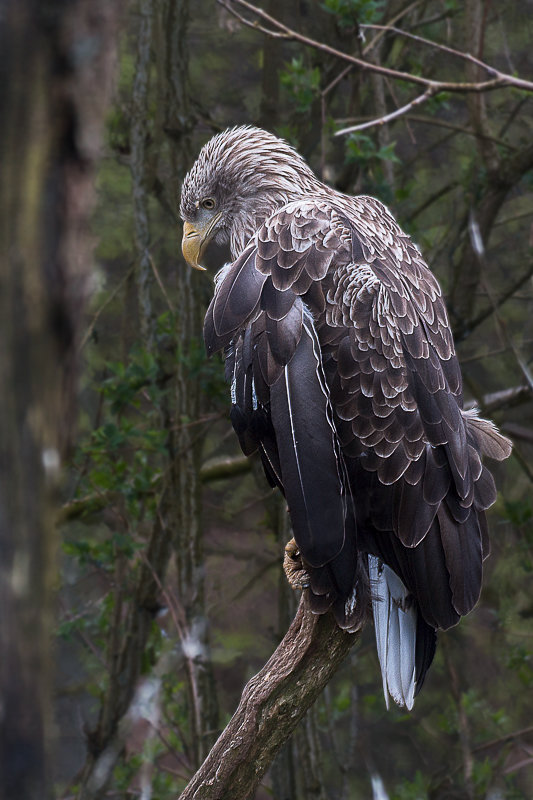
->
[229,171,325,259]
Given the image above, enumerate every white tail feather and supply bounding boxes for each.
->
[369,555,417,710]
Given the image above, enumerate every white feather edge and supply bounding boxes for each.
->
[368,555,417,711]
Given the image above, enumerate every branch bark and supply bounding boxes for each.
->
[179,596,359,800]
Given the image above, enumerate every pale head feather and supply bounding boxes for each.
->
[180,126,322,257]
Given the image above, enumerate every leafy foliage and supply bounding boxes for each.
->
[280,56,321,113]
[322,0,385,27]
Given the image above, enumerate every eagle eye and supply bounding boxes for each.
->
[201,197,216,210]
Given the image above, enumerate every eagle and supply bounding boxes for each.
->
[180,126,511,709]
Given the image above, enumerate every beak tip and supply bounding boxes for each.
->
[182,221,209,271]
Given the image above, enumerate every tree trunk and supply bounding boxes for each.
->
[0,2,121,798]
[157,0,220,766]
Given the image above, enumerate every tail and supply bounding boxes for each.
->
[369,555,436,710]
[369,413,510,709]
[462,408,512,462]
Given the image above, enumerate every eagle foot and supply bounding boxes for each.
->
[283,538,310,590]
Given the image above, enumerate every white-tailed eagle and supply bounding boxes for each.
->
[180,126,511,709]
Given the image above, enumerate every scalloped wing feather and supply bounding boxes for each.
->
[202,191,510,708]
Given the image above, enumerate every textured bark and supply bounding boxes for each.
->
[179,597,359,800]
[268,493,328,799]
[0,2,121,798]
[258,0,283,129]
[464,0,500,174]
[158,0,220,766]
[132,0,156,348]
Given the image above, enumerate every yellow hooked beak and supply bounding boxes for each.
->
[181,213,221,271]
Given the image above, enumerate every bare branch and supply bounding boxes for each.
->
[454,263,533,343]
[473,725,533,753]
[217,0,533,94]
[319,0,425,102]
[335,88,435,135]
[501,423,533,446]
[79,264,135,351]
[179,596,359,800]
[464,383,533,485]
[463,385,531,415]
[336,113,515,149]
[149,252,176,313]
[361,0,424,57]
[360,22,500,77]
[57,490,114,523]
[476,267,533,395]
[200,454,251,482]
[57,455,253,523]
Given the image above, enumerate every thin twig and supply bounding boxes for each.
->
[461,342,533,366]
[142,548,204,754]
[149,252,176,313]
[334,112,515,148]
[58,599,107,668]
[335,87,435,135]
[455,263,533,343]
[503,756,533,775]
[478,269,533,394]
[79,264,135,351]
[319,1,425,100]
[473,724,533,753]
[361,0,423,57]
[347,112,515,150]
[406,179,458,224]
[360,22,500,76]
[231,557,278,602]
[463,385,531,415]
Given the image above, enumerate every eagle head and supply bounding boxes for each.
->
[179,126,319,269]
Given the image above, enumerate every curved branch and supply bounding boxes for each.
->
[335,88,435,135]
[179,596,359,800]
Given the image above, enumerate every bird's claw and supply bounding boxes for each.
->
[283,538,310,590]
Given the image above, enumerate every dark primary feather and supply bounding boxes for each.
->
[191,128,511,706]
[270,310,348,568]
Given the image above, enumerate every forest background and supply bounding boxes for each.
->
[1,1,533,799]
